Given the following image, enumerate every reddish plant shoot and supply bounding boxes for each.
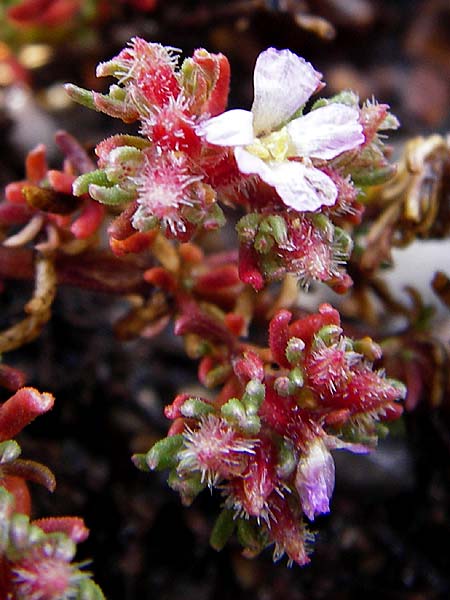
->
[0,36,408,575]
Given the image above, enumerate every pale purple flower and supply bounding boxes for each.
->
[198,48,364,212]
[295,436,369,521]
[295,438,336,521]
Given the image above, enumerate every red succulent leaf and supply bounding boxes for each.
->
[198,356,215,387]
[25,144,48,184]
[109,231,156,256]
[47,171,75,196]
[194,264,240,294]
[164,394,193,420]
[4,182,29,205]
[175,301,236,349]
[0,202,34,226]
[55,130,95,174]
[224,313,245,336]
[260,381,298,436]
[187,49,231,117]
[7,0,81,27]
[328,272,353,294]
[178,242,204,264]
[70,200,105,239]
[0,387,54,442]
[238,243,264,291]
[269,310,292,368]
[332,367,405,414]
[107,202,139,241]
[232,351,265,383]
[143,105,201,155]
[289,303,340,345]
[33,517,89,543]
[143,267,177,293]
[167,417,190,437]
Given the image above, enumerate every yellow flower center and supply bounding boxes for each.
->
[246,128,290,162]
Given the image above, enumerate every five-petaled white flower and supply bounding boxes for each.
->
[198,48,364,212]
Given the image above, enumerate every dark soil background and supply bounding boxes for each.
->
[1,1,450,599]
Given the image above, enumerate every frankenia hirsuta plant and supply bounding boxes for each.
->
[61,38,405,566]
[0,36,405,572]
[67,38,398,291]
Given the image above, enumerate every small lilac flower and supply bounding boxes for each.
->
[295,436,369,521]
[199,48,364,212]
[295,437,336,521]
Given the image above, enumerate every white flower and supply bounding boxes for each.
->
[198,48,364,212]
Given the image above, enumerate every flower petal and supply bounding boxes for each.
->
[287,103,364,160]
[295,438,335,521]
[234,147,273,179]
[197,109,254,147]
[234,149,337,212]
[267,162,337,211]
[325,435,370,454]
[252,48,322,136]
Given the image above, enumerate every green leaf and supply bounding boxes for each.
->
[288,366,304,389]
[236,213,262,243]
[203,364,232,388]
[73,170,110,196]
[254,231,274,255]
[285,337,305,366]
[221,397,246,425]
[167,470,205,506]
[77,580,106,600]
[210,509,236,551]
[64,84,96,110]
[351,165,397,186]
[276,438,297,479]
[314,324,343,346]
[0,440,21,464]
[241,380,265,415]
[334,226,353,258]
[145,435,184,471]
[89,184,135,206]
[236,518,268,557]
[180,398,215,418]
[131,453,149,472]
[9,513,30,552]
[265,215,289,246]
